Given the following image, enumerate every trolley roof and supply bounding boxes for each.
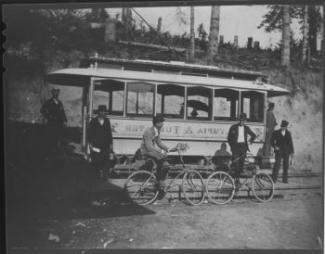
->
[80,57,268,81]
[47,67,289,97]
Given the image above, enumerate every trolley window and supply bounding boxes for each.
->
[214,89,239,121]
[93,80,124,115]
[127,82,154,116]
[186,86,212,120]
[157,84,185,118]
[241,91,264,122]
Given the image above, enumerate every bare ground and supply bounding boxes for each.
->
[6,154,323,251]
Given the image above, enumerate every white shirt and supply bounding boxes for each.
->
[237,125,245,143]
[153,127,169,152]
[153,127,159,138]
[98,118,104,126]
[281,130,286,136]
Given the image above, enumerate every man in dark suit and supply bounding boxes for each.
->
[270,120,294,183]
[227,113,256,184]
[263,102,277,156]
[88,105,114,179]
[40,88,67,156]
[141,115,171,197]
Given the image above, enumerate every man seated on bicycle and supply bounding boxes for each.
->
[227,113,256,186]
[140,115,171,194]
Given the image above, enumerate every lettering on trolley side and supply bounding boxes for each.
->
[111,120,264,141]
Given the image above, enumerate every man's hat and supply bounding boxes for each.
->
[51,88,60,92]
[280,120,289,127]
[268,102,275,108]
[239,113,247,120]
[95,105,107,114]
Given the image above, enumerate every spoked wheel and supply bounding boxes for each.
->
[206,171,235,205]
[124,170,159,205]
[182,170,205,205]
[252,172,274,202]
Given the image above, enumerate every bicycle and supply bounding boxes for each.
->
[205,154,274,204]
[124,143,205,206]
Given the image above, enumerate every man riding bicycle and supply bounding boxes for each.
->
[140,115,171,197]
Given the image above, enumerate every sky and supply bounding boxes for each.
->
[106,5,306,49]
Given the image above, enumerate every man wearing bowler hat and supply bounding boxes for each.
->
[88,105,114,179]
[40,88,67,156]
[227,113,256,185]
[270,120,294,183]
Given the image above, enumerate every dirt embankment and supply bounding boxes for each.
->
[266,68,323,172]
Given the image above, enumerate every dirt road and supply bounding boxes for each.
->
[7,186,323,250]
[5,141,323,251]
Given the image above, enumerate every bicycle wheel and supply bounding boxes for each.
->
[182,170,205,205]
[252,172,274,202]
[206,171,235,205]
[124,170,159,205]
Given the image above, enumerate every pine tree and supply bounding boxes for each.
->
[207,6,220,65]
[282,5,291,67]
[302,5,309,63]
[189,6,195,62]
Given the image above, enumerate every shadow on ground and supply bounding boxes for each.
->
[5,122,155,247]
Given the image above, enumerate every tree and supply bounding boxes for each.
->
[157,17,162,33]
[197,24,207,41]
[175,7,188,26]
[307,5,320,55]
[87,8,108,22]
[122,8,133,40]
[197,23,207,52]
[207,6,220,64]
[302,5,309,63]
[282,5,291,67]
[258,5,323,57]
[4,7,90,53]
[258,5,285,32]
[189,6,195,62]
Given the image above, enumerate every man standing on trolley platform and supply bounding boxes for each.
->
[263,102,277,156]
[227,113,256,186]
[40,88,67,157]
[141,115,170,198]
[88,105,114,179]
[270,120,294,183]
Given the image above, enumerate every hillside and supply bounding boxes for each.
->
[4,45,323,172]
[266,68,322,172]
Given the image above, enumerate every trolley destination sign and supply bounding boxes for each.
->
[111,119,265,142]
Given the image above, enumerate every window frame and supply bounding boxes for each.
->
[186,85,213,121]
[240,90,266,123]
[126,81,156,117]
[156,83,186,119]
[92,79,125,117]
[213,88,240,121]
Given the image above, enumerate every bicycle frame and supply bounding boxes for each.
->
[163,150,190,193]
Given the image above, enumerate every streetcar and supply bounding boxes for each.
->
[46,56,289,168]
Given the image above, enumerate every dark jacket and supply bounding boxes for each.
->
[88,117,113,152]
[40,98,67,125]
[266,110,277,131]
[227,123,256,151]
[270,129,294,155]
